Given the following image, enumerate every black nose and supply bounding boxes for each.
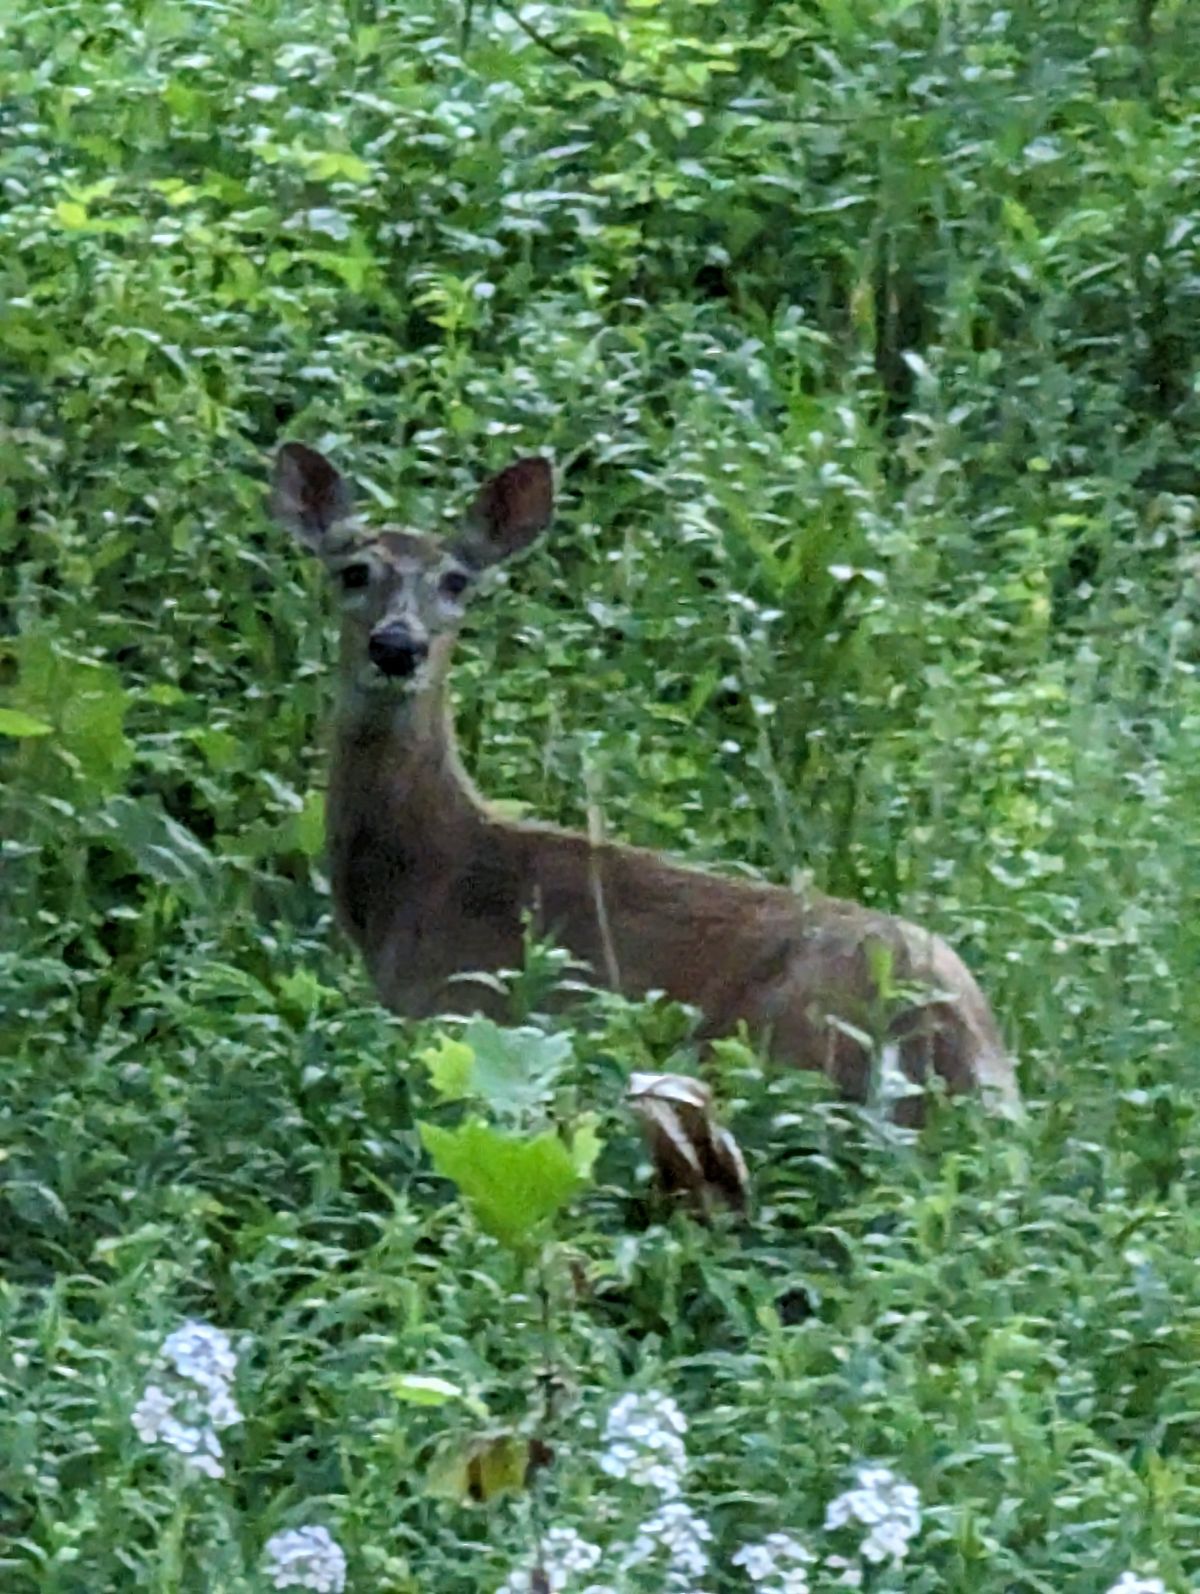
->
[368,624,429,678]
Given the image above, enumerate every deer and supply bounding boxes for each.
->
[269,441,1021,1125]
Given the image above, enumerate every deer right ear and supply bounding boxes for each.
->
[270,442,353,551]
[453,457,554,570]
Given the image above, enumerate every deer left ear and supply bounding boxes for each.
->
[452,457,554,570]
[270,442,354,552]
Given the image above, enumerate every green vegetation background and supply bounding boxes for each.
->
[2,0,1199,1589]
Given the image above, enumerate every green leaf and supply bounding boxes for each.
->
[573,9,619,35]
[419,1120,584,1249]
[54,200,91,230]
[0,708,53,738]
[569,1113,604,1179]
[92,796,216,893]
[282,789,325,858]
[10,637,132,792]
[389,1374,466,1407]
[420,1035,477,1102]
[461,1019,574,1117]
[304,150,373,183]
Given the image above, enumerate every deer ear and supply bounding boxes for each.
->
[453,457,554,570]
[270,442,353,550]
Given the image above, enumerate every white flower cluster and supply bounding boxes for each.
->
[499,1390,713,1594]
[824,1465,921,1566]
[130,1321,242,1480]
[263,1526,347,1593]
[599,1390,689,1497]
[731,1464,921,1591]
[732,1532,813,1593]
[1106,1576,1166,1594]
[623,1496,713,1591]
[498,1527,606,1593]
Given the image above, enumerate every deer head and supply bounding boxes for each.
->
[270,442,555,692]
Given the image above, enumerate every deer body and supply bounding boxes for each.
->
[272,443,1020,1121]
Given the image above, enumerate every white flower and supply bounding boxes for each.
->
[159,1415,225,1479]
[823,1465,921,1566]
[823,1554,864,1588]
[543,1528,603,1577]
[161,1321,238,1395]
[861,1517,911,1565]
[131,1384,174,1444]
[600,1391,689,1496]
[733,1543,778,1581]
[205,1383,243,1430]
[263,1525,347,1593]
[501,1528,603,1592]
[1106,1576,1167,1594]
[131,1385,228,1478]
[130,1319,243,1481]
[623,1498,713,1588]
[732,1532,812,1591]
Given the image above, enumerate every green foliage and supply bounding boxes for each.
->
[1,0,1198,1589]
[419,1118,593,1250]
[421,1019,575,1117]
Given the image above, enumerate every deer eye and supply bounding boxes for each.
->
[340,563,372,591]
[439,569,471,600]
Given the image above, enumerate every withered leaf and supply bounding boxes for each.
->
[627,1072,750,1212]
[426,1428,554,1506]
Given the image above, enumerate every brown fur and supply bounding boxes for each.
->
[272,444,1021,1122]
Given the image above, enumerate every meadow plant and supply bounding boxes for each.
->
[129,1321,242,1480]
[497,1527,604,1592]
[502,1389,713,1591]
[599,1390,690,1497]
[621,1495,714,1588]
[822,1466,922,1566]
[4,0,1199,1589]
[262,1526,348,1593]
[732,1532,814,1592]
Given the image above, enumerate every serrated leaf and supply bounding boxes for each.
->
[419,1120,583,1249]
[461,1018,573,1117]
[420,1035,476,1102]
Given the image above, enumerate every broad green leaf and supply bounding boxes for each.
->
[304,150,372,183]
[419,1120,583,1249]
[276,968,334,1020]
[0,708,52,737]
[461,1019,574,1116]
[573,10,619,35]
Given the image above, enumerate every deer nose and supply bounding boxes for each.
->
[369,624,429,678]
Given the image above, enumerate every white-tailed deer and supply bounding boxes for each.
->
[270,442,1020,1123]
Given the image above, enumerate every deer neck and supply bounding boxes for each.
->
[326,639,486,946]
